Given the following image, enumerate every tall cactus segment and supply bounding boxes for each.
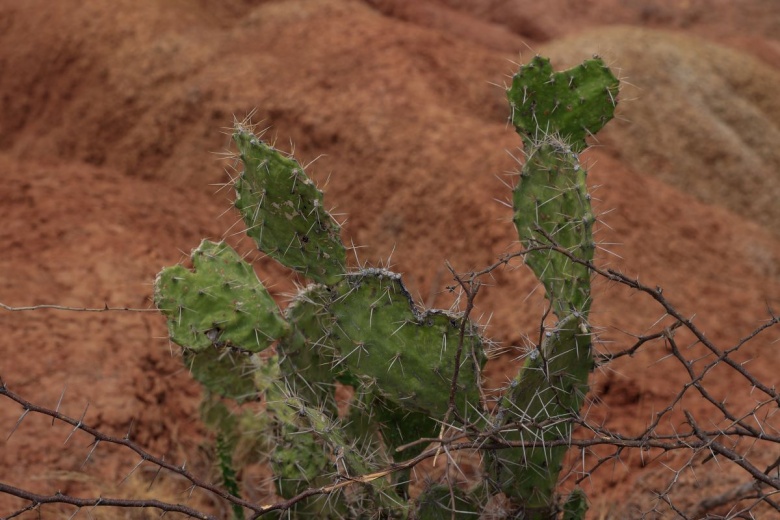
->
[508,56,617,318]
[488,314,592,516]
[513,138,593,317]
[487,56,618,518]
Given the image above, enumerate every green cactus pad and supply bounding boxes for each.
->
[280,393,405,511]
[328,269,484,419]
[281,270,485,419]
[507,55,619,152]
[233,128,347,285]
[154,240,289,353]
[489,313,592,510]
[513,137,594,317]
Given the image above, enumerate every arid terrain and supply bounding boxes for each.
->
[2,1,780,518]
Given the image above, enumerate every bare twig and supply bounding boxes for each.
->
[0,482,216,520]
[0,302,157,313]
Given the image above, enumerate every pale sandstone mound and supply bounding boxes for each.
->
[541,26,780,235]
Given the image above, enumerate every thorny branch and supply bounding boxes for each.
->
[2,238,780,518]
[0,379,257,517]
[0,482,217,520]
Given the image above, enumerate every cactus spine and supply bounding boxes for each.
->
[154,55,618,519]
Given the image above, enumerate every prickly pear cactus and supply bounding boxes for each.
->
[154,55,618,519]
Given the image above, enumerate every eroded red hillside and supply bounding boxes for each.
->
[1,1,779,517]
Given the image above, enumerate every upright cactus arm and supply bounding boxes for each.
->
[513,137,594,317]
[486,56,618,517]
[509,56,616,317]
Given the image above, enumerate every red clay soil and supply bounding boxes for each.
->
[1,1,779,518]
